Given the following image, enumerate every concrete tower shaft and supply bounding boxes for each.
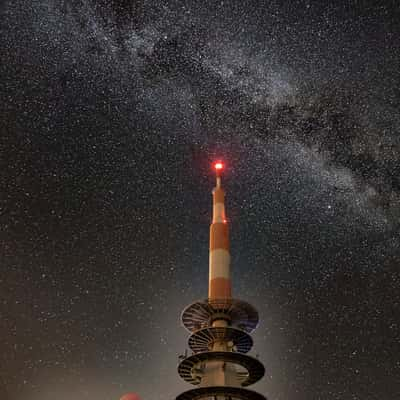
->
[209,164,231,300]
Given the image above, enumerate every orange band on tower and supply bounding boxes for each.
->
[210,223,229,251]
[209,277,232,299]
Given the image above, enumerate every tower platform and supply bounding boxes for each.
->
[181,298,259,333]
[188,326,253,354]
[176,386,267,400]
[178,351,265,386]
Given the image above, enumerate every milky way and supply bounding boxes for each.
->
[1,2,399,400]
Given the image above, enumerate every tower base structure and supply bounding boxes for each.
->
[177,298,266,400]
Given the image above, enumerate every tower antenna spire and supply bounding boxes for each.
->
[214,161,223,188]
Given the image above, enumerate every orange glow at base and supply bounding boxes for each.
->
[120,393,141,400]
[214,162,223,171]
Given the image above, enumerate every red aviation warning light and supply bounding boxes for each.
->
[213,161,224,187]
[214,161,223,171]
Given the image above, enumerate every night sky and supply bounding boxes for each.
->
[1,1,399,399]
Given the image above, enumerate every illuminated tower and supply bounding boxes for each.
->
[177,162,266,400]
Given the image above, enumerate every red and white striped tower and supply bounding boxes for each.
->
[178,161,266,400]
[209,161,231,301]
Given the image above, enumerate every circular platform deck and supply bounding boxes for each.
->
[176,386,267,400]
[188,326,253,354]
[181,299,259,333]
[178,351,265,387]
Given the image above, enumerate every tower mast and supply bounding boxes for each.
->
[209,161,231,301]
[177,161,266,400]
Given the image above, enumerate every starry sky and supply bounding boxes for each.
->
[1,1,399,399]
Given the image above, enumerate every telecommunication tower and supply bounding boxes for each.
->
[176,162,266,400]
